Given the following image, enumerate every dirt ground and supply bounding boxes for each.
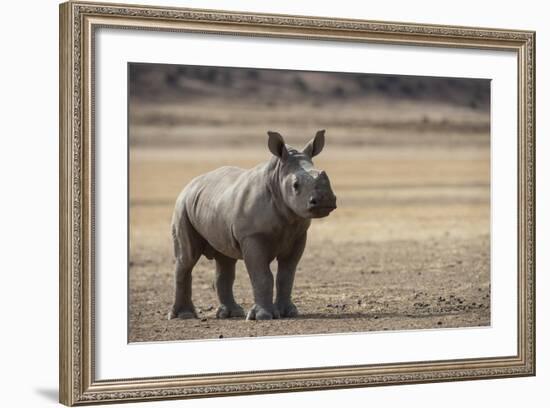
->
[128,101,490,342]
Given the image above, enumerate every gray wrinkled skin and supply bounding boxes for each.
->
[168,130,337,321]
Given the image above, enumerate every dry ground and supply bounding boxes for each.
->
[129,102,490,342]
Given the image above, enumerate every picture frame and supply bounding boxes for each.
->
[59,1,536,405]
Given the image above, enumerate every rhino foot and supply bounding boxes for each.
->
[168,305,198,320]
[246,304,280,321]
[276,301,299,318]
[216,303,245,319]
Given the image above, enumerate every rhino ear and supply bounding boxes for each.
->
[267,131,288,160]
[303,129,325,158]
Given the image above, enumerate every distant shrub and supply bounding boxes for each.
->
[204,68,218,83]
[222,71,233,87]
[357,75,372,91]
[247,69,259,80]
[165,72,178,87]
[400,83,413,96]
[375,81,388,92]
[293,76,308,93]
[332,85,345,98]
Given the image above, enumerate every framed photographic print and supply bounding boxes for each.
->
[59,1,536,405]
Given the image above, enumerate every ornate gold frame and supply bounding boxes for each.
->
[59,1,536,405]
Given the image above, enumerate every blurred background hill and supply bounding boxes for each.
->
[128,63,490,149]
[130,64,490,109]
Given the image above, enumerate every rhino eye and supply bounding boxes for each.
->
[292,181,299,191]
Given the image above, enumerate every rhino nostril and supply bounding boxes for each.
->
[309,197,318,206]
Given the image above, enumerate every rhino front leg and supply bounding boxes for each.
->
[242,237,279,320]
[275,233,306,318]
[214,254,245,318]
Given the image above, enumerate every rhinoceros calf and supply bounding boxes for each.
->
[168,130,337,321]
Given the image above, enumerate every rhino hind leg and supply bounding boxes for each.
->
[168,207,204,320]
[214,254,245,318]
[168,258,199,320]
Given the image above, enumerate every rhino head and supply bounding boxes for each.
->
[267,130,337,219]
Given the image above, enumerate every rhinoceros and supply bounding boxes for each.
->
[168,130,337,321]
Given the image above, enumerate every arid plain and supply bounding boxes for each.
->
[128,84,491,342]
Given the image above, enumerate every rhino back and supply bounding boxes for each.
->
[176,165,266,259]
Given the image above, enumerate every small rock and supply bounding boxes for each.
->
[437,321,442,325]
[201,318,208,322]
[219,334,224,339]
[357,299,362,305]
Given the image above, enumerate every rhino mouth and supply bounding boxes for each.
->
[308,204,337,218]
